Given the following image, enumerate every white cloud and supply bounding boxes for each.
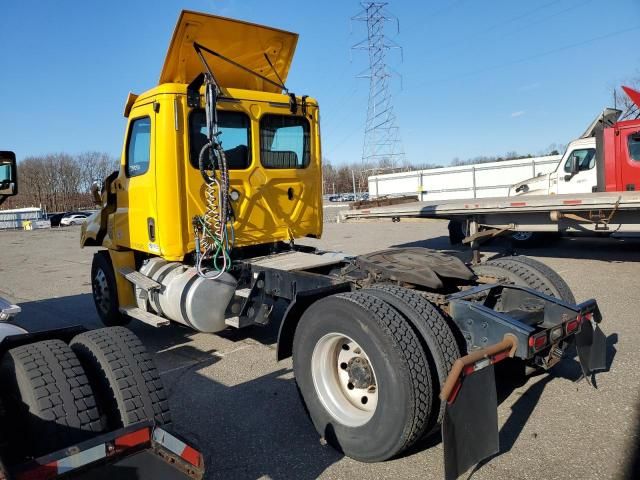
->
[511,110,526,118]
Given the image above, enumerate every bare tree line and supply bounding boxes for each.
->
[3,152,118,212]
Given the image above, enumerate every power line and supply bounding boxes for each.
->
[408,24,640,89]
[408,0,583,71]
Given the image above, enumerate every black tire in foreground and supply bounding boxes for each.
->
[0,339,103,458]
[70,327,171,430]
[474,256,575,303]
[292,292,432,462]
[91,251,130,326]
[365,284,460,436]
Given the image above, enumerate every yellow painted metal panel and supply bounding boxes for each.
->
[108,250,136,308]
[141,87,323,261]
[113,102,159,255]
[159,10,297,93]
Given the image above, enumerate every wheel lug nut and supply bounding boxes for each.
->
[353,348,362,354]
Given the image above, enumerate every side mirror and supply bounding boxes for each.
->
[90,179,103,205]
[0,151,17,206]
[564,155,579,181]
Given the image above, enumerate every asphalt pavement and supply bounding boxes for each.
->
[0,221,638,479]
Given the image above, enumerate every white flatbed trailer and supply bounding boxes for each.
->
[340,191,640,258]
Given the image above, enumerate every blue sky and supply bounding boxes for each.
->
[1,0,639,166]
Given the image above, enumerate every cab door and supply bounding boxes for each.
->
[617,125,640,191]
[113,102,158,254]
[556,147,597,194]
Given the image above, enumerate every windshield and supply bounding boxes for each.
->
[563,148,596,173]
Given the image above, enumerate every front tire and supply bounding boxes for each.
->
[293,292,432,462]
[91,251,130,326]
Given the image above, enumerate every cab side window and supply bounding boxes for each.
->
[563,148,595,173]
[628,133,640,162]
[126,117,151,177]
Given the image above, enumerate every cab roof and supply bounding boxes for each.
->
[159,10,298,94]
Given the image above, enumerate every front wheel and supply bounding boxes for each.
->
[91,251,130,326]
[292,292,433,462]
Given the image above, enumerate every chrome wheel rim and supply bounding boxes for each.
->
[311,333,378,427]
[93,269,111,315]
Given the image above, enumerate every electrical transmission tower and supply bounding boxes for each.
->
[352,2,405,169]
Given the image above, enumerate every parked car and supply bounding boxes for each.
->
[60,213,90,226]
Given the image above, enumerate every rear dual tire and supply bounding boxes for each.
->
[473,256,575,303]
[0,328,169,460]
[293,290,456,462]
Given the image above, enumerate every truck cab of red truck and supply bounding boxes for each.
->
[599,113,640,192]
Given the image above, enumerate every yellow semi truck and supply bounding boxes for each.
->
[81,11,607,479]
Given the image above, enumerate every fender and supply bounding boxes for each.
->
[276,283,351,361]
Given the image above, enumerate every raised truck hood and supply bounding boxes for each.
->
[579,107,622,138]
[159,10,298,93]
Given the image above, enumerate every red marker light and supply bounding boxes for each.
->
[566,318,581,334]
[529,332,547,351]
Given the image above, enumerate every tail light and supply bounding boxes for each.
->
[565,318,581,334]
[529,332,548,352]
[566,311,590,335]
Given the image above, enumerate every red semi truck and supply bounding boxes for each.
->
[601,86,640,193]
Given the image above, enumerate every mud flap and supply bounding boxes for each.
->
[442,365,499,480]
[439,335,517,479]
[576,320,607,378]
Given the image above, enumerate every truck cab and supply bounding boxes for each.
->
[82,11,322,262]
[600,116,640,192]
[509,108,621,197]
[512,136,598,196]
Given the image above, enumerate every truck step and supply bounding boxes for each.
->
[235,288,251,298]
[119,267,161,291]
[224,316,254,329]
[120,307,170,328]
